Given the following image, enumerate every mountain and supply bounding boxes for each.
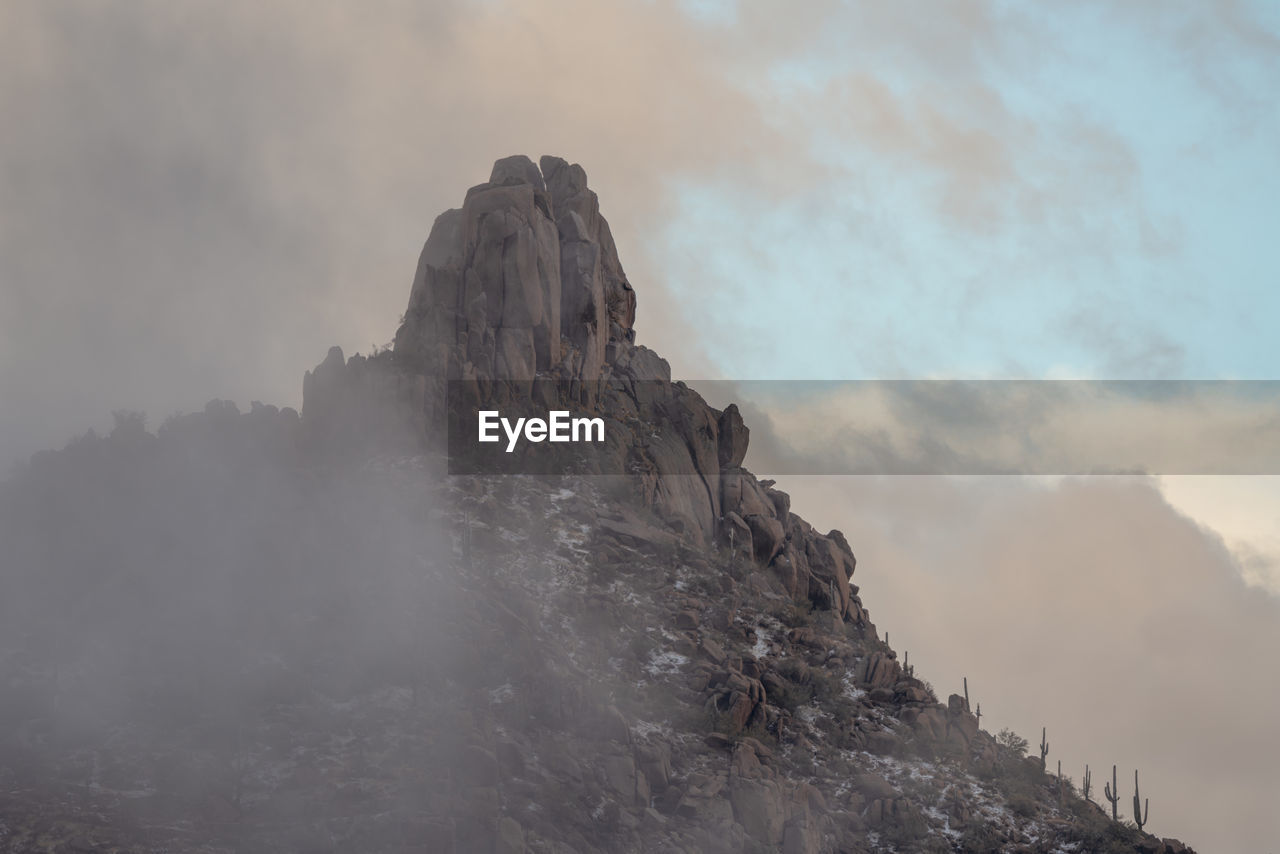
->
[0,156,1196,854]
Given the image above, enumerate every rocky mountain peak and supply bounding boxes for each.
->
[394,155,636,384]
[0,156,1200,854]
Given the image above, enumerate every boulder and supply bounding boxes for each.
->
[855,653,901,690]
[637,743,672,793]
[770,542,809,600]
[718,404,749,468]
[599,753,644,806]
[782,817,822,854]
[723,511,754,561]
[746,514,785,564]
[490,154,546,192]
[729,777,786,845]
[722,469,778,520]
[805,534,854,617]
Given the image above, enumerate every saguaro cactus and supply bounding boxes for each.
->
[975,702,982,728]
[963,676,971,713]
[1133,769,1149,831]
[1039,727,1049,771]
[1082,764,1092,802]
[1103,764,1120,820]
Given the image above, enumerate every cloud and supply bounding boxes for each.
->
[726,380,1280,475]
[732,382,1280,850]
[765,471,1279,853]
[0,0,814,468]
[1155,0,1280,117]
[7,0,1271,469]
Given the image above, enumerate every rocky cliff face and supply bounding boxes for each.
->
[0,157,1197,854]
[305,155,864,622]
[393,155,635,384]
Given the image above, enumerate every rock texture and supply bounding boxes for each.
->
[306,156,871,618]
[0,156,1198,854]
[392,154,634,385]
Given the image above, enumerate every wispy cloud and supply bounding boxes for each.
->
[4,1,1276,468]
[769,471,1280,852]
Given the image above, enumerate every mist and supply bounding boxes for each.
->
[0,402,465,847]
[4,2,1278,851]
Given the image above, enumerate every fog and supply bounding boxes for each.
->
[0,403,463,846]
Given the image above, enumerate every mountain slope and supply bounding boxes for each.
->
[0,156,1195,854]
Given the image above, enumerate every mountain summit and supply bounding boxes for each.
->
[0,157,1196,854]
[394,154,636,383]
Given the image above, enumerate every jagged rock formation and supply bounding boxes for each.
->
[0,156,1198,854]
[291,156,1196,853]
[305,155,866,623]
[393,155,635,384]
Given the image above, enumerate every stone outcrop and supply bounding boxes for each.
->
[392,154,633,384]
[304,155,865,626]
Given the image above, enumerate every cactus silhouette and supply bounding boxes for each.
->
[1103,764,1120,820]
[1133,769,1149,831]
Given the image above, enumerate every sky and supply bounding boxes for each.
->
[2,1,1278,850]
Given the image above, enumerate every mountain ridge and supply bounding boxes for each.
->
[0,155,1197,854]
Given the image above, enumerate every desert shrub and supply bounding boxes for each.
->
[995,727,1029,754]
[808,667,840,702]
[828,695,857,722]
[775,657,808,681]
[703,704,774,745]
[1063,816,1151,854]
[875,801,930,847]
[831,724,862,752]
[958,823,1007,854]
[768,677,813,712]
[773,600,814,628]
[1007,793,1039,818]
